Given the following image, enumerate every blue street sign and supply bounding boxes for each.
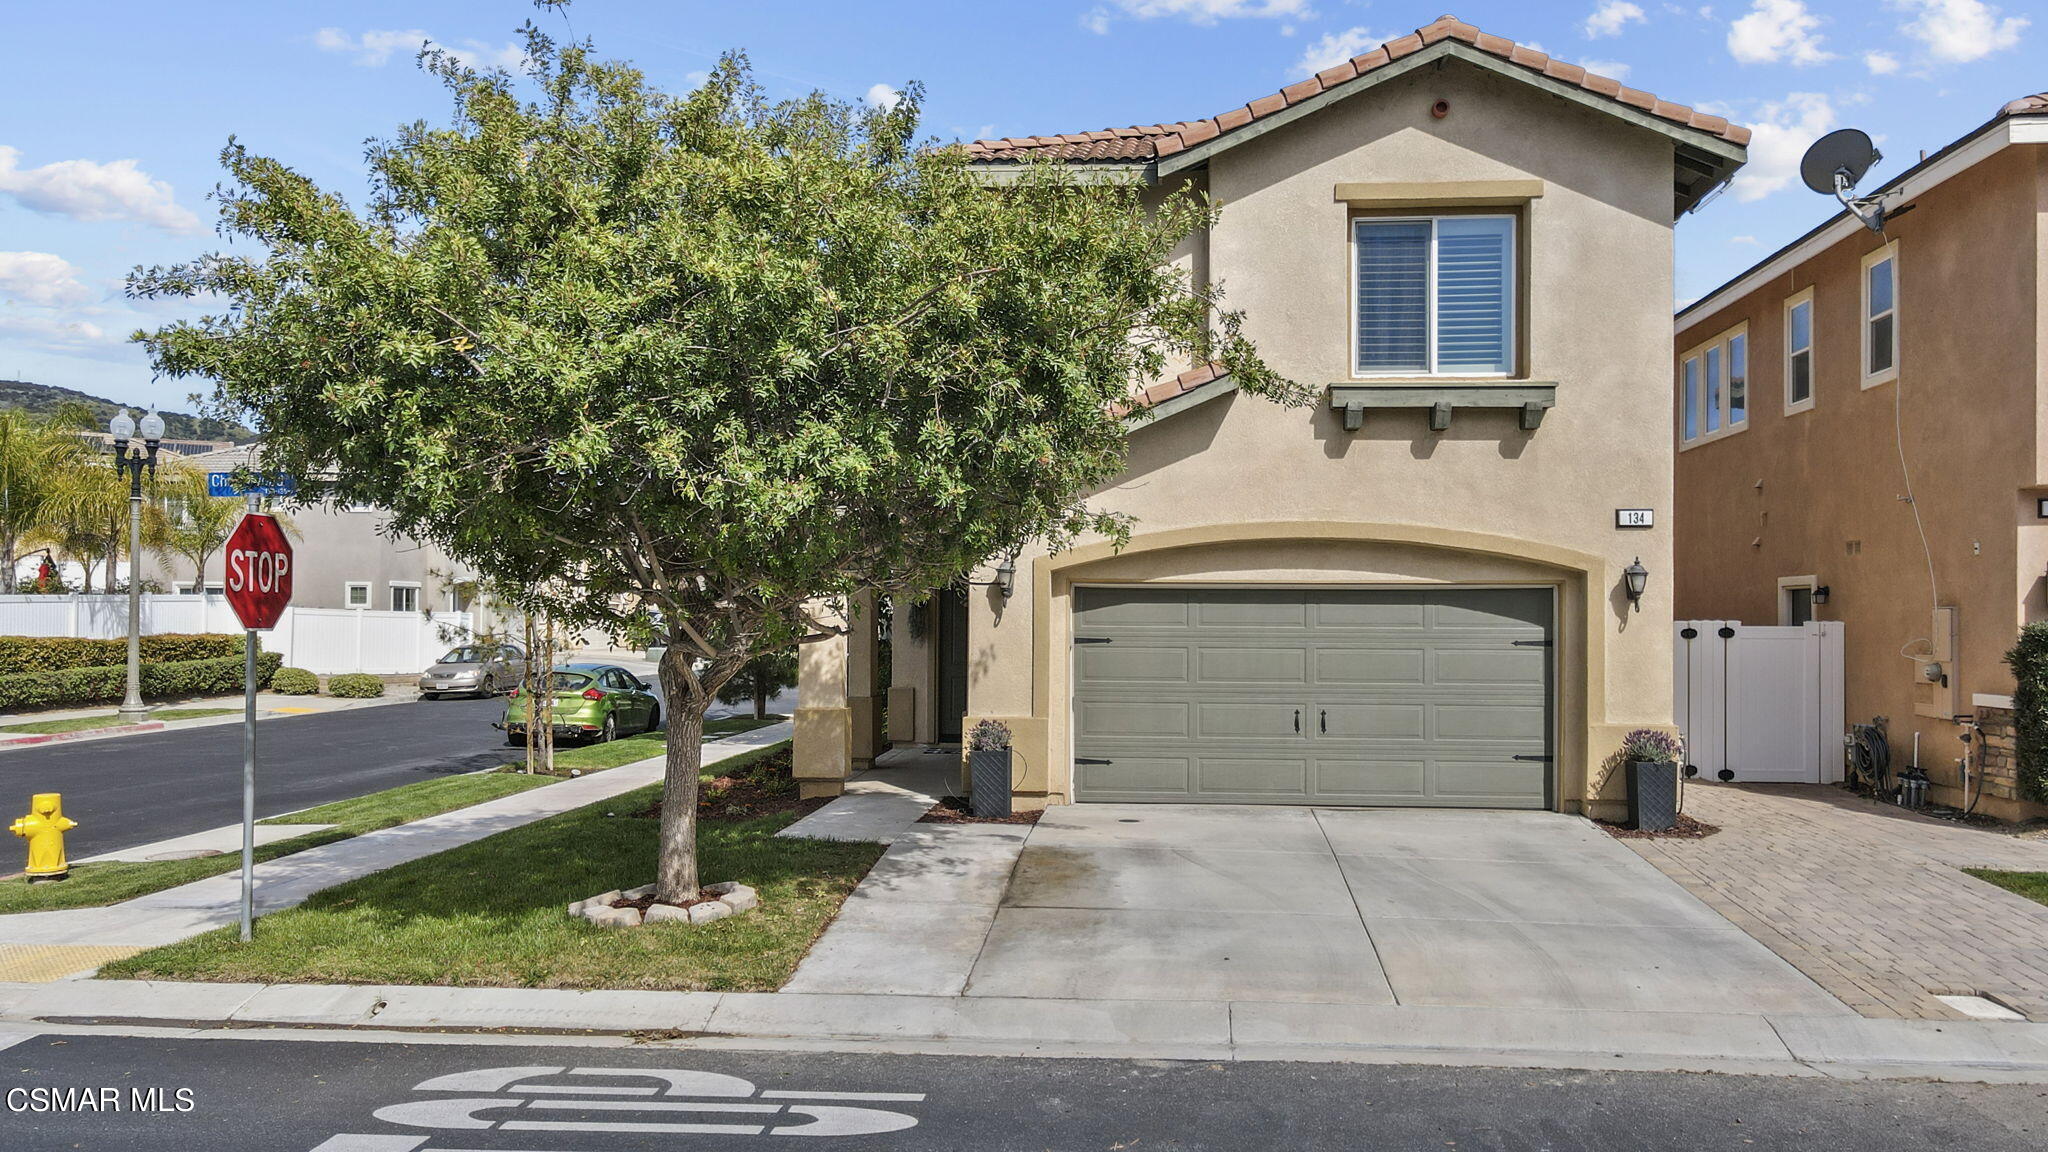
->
[207,471,297,498]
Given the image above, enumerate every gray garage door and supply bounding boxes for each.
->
[1072,587,1552,807]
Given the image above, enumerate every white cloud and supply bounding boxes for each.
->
[1084,0,1312,33]
[1580,58,1634,79]
[314,27,525,71]
[1728,0,1834,64]
[1731,234,1761,244]
[0,312,116,355]
[1730,92,1836,202]
[1864,49,1901,73]
[1893,0,2028,63]
[1294,27,1392,77]
[1584,2,1647,38]
[0,146,200,233]
[864,84,903,111]
[0,252,93,307]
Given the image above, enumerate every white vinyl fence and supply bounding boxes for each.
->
[1674,620,1845,785]
[0,594,471,676]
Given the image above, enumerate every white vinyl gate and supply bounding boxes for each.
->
[1674,620,1845,784]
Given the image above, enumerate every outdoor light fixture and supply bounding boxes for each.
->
[109,408,165,725]
[1622,557,1649,610]
[1812,585,1830,605]
[993,556,1016,599]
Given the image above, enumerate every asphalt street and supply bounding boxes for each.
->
[2,1033,2045,1151]
[0,696,513,858]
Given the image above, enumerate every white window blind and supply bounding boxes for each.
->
[1356,215,1514,375]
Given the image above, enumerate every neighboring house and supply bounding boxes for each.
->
[795,16,1747,817]
[139,443,489,618]
[1672,95,2048,821]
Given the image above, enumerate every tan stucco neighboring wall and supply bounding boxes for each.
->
[954,61,1680,816]
[1673,143,2046,820]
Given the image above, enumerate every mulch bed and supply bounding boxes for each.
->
[1597,812,1720,840]
[629,747,831,823]
[918,796,1042,825]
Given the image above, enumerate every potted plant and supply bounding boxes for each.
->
[1621,728,1683,831]
[966,719,1014,818]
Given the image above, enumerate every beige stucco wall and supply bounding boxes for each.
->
[1673,143,2047,820]
[946,60,1682,816]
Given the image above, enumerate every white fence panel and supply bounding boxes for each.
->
[1674,620,1845,784]
[0,594,470,675]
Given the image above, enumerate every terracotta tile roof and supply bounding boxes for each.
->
[2004,93,2048,115]
[1112,360,1229,419]
[968,14,1749,165]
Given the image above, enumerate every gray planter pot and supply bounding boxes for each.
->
[1626,759,1678,831]
[968,748,1013,818]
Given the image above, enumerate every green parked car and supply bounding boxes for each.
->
[499,663,662,746]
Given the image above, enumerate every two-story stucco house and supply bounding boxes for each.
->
[795,16,1747,818]
[1674,95,2048,821]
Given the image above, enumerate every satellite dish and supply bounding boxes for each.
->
[1800,128,1881,195]
[1800,128,1888,233]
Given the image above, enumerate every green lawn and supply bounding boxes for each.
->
[1966,868,2048,907]
[0,707,240,736]
[101,742,878,992]
[0,771,555,914]
[500,714,784,776]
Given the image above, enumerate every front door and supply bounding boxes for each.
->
[935,585,969,742]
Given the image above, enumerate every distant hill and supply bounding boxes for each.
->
[0,379,256,444]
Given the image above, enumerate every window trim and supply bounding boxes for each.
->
[1784,287,1815,416]
[1778,575,1818,626]
[1679,321,1750,449]
[344,581,372,610]
[1861,246,1899,388]
[388,581,422,614]
[1349,212,1518,379]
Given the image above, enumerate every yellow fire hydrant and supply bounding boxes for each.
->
[10,793,76,882]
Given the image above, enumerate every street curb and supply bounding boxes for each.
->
[4,982,2046,1083]
[0,692,426,753]
[0,721,165,748]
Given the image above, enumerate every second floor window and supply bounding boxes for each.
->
[1785,290,1814,413]
[1354,215,1515,376]
[1864,249,1897,384]
[1681,324,1748,445]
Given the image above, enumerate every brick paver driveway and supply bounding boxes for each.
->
[1625,783,2048,1022]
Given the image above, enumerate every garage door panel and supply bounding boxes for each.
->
[1073,587,1551,808]
[1078,645,1191,684]
[1077,700,1192,739]
[1198,757,1309,796]
[1315,647,1427,686]
[1196,646,1308,685]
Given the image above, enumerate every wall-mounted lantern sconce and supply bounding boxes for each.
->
[1812,585,1830,605]
[971,555,1018,599]
[1622,558,1649,610]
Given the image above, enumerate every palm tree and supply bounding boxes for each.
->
[29,451,162,593]
[0,405,93,592]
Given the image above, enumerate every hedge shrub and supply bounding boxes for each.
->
[0,651,282,712]
[271,666,320,695]
[0,633,244,676]
[327,673,385,698]
[2003,624,2048,804]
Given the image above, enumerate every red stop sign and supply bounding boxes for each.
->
[224,513,293,630]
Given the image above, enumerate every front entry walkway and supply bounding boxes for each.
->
[1625,784,2048,1022]
[787,803,1848,1018]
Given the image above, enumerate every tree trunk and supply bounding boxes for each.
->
[655,643,707,904]
[2,533,15,595]
[753,676,768,720]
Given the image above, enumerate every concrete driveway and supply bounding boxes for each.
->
[788,803,1850,1017]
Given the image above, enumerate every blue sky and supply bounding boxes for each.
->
[2,0,2040,412]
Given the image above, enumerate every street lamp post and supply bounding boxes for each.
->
[109,408,165,726]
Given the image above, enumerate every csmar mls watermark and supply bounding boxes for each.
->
[7,1086,196,1114]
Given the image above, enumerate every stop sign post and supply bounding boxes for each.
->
[225,508,293,942]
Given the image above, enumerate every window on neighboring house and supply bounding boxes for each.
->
[390,583,420,613]
[161,496,192,526]
[173,582,225,596]
[1354,215,1515,376]
[1863,248,1897,385]
[1680,323,1749,446]
[1785,289,1815,414]
[345,582,371,609]
[1779,577,1817,626]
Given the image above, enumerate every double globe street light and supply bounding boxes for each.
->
[109,408,165,725]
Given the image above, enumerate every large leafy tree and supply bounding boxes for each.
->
[132,24,1297,901]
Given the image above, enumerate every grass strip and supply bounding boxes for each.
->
[102,742,874,991]
[1965,868,2048,907]
[0,706,240,736]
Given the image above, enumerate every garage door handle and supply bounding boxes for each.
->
[1513,754,1553,762]
[1319,709,1327,734]
[1294,709,1301,733]
[1074,757,1113,765]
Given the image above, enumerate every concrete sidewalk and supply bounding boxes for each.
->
[0,722,793,974]
[2,976,2045,1082]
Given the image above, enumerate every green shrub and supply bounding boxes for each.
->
[0,651,281,712]
[2004,624,2048,804]
[327,673,385,699]
[271,666,320,695]
[0,633,245,676]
